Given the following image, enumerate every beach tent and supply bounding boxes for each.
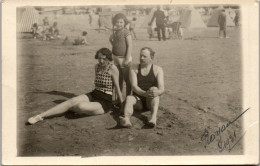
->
[207,7,235,27]
[17,6,40,32]
[178,7,206,28]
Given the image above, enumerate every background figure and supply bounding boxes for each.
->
[31,23,40,39]
[98,14,102,32]
[234,11,240,27]
[149,6,166,41]
[88,10,93,26]
[73,31,89,45]
[218,9,228,38]
[48,22,60,39]
[129,17,137,40]
[147,23,153,40]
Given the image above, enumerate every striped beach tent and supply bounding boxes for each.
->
[17,6,40,32]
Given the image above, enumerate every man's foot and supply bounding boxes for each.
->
[28,115,43,125]
[225,36,229,38]
[147,120,156,128]
[219,36,223,39]
[119,116,132,128]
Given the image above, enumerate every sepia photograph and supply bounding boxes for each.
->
[2,0,259,165]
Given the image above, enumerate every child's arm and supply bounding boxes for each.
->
[124,34,132,66]
[110,65,124,104]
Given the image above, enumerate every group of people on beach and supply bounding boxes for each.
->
[31,17,60,40]
[28,12,165,128]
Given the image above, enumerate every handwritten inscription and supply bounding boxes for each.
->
[201,108,249,152]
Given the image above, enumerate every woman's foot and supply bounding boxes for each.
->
[28,115,43,125]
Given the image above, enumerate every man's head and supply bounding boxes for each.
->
[156,5,161,10]
[139,47,155,65]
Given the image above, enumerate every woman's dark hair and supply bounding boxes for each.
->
[95,48,113,61]
[112,13,128,26]
[140,47,155,59]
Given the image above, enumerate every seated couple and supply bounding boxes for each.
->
[28,47,164,128]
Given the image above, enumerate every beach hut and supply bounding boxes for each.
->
[17,6,40,32]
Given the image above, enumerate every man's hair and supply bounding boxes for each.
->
[133,17,137,21]
[95,48,113,61]
[112,13,129,26]
[221,9,225,12]
[140,47,155,59]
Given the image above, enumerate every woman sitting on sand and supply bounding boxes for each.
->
[28,48,123,125]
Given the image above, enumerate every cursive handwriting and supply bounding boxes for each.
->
[201,108,250,151]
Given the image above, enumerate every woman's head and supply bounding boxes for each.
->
[95,48,113,66]
[112,13,128,29]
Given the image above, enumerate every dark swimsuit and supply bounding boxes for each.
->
[133,64,158,110]
[86,63,113,112]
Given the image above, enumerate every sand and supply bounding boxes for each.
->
[17,14,243,156]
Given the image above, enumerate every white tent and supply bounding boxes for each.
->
[178,7,206,28]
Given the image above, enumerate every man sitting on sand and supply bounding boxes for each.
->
[119,47,165,128]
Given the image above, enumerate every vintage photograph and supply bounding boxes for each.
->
[2,0,259,165]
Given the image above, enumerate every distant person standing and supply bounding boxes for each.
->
[149,6,166,41]
[147,23,153,40]
[129,17,137,40]
[88,10,93,26]
[218,9,228,38]
[234,11,240,27]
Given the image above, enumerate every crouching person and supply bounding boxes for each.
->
[120,47,164,128]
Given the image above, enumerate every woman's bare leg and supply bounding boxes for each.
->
[39,95,89,118]
[73,102,105,115]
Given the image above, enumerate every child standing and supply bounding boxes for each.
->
[129,17,137,40]
[109,13,132,97]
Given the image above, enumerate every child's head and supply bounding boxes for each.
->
[112,13,128,29]
[82,31,88,36]
[132,17,137,21]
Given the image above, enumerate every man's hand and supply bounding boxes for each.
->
[146,88,159,98]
